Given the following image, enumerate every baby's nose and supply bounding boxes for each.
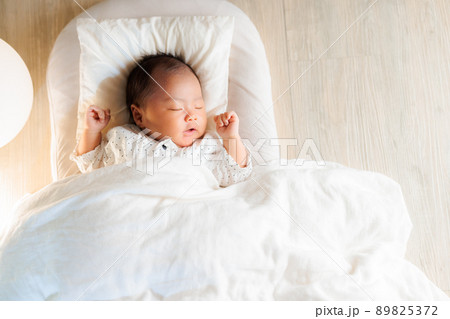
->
[185,113,198,121]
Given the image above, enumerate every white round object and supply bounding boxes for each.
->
[0,39,33,148]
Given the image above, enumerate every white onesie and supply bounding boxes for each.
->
[70,124,252,187]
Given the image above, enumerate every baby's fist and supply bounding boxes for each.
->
[85,105,111,133]
[214,111,240,139]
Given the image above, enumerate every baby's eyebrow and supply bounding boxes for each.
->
[164,96,203,102]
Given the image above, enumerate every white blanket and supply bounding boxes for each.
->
[0,159,448,300]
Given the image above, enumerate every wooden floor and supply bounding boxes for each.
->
[0,0,448,298]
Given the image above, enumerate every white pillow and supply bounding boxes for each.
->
[76,16,235,140]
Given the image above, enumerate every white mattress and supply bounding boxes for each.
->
[46,0,279,181]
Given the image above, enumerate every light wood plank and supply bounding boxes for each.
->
[284,0,449,295]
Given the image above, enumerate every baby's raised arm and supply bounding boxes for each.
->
[76,105,111,155]
[214,111,248,168]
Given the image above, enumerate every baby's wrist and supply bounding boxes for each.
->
[220,134,241,140]
[83,128,102,136]
[221,135,243,149]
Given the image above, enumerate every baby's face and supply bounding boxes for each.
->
[134,68,207,148]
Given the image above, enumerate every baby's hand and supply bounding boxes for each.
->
[214,111,240,139]
[85,105,111,132]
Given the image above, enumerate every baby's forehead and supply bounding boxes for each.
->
[147,92,203,107]
[152,68,202,91]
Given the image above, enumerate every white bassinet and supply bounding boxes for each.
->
[46,0,279,181]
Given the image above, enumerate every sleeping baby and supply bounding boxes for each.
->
[70,53,252,187]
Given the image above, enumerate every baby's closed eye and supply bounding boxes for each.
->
[168,106,203,111]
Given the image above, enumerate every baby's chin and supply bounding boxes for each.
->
[174,138,196,148]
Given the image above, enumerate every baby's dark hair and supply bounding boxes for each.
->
[126,52,200,111]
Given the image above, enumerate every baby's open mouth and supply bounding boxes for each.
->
[183,128,197,135]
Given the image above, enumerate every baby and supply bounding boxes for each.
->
[70,53,252,187]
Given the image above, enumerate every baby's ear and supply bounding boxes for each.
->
[130,104,143,127]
